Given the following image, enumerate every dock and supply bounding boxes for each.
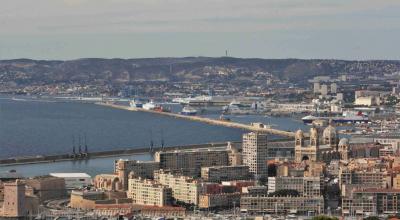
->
[96,102,296,138]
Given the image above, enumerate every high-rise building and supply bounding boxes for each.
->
[320,84,328,96]
[313,82,321,93]
[242,132,268,179]
[330,83,337,94]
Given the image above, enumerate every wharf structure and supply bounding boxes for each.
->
[96,102,296,138]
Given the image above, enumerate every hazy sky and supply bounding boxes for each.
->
[1,0,400,60]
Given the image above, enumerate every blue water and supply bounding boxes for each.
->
[0,97,245,159]
[0,96,309,176]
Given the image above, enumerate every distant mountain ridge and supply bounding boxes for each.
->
[1,57,399,85]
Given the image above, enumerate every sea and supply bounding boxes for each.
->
[0,96,307,177]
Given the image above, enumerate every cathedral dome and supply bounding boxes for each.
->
[323,124,337,140]
[295,130,304,139]
[338,138,349,147]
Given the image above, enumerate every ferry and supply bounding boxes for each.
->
[129,99,143,108]
[302,111,369,124]
[222,101,254,114]
[143,100,157,110]
[180,107,197,116]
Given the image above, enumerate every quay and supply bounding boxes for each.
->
[96,102,297,138]
[0,142,233,166]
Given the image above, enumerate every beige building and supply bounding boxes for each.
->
[70,190,129,211]
[199,192,241,209]
[267,176,322,197]
[342,188,400,216]
[227,142,242,165]
[94,174,122,191]
[242,132,268,179]
[240,195,324,215]
[201,165,250,182]
[354,96,379,106]
[154,147,230,177]
[127,177,172,207]
[114,159,160,190]
[25,176,66,202]
[154,170,203,205]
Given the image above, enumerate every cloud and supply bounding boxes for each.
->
[1,0,400,34]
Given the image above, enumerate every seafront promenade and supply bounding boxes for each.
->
[96,102,297,138]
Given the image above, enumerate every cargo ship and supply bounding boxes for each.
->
[302,111,369,124]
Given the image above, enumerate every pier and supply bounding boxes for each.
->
[96,102,296,137]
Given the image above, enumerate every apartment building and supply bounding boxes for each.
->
[154,147,230,177]
[127,177,172,207]
[154,170,203,205]
[114,159,160,190]
[240,195,324,215]
[201,165,250,182]
[267,176,322,197]
[242,132,268,179]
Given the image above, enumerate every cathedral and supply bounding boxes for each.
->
[294,121,350,163]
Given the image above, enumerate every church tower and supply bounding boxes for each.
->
[338,138,350,161]
[323,120,338,149]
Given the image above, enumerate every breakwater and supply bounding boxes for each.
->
[0,142,233,166]
[96,102,297,138]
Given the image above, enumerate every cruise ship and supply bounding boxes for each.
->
[180,106,197,116]
[302,111,369,124]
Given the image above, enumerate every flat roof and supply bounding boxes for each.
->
[50,173,91,178]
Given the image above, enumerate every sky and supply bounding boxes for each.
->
[0,0,400,60]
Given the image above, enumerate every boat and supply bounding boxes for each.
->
[129,99,143,108]
[143,100,157,110]
[222,101,254,114]
[154,106,171,113]
[180,107,197,116]
[302,111,369,124]
[218,114,231,121]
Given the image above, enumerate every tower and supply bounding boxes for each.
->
[295,130,304,148]
[242,132,268,180]
[310,126,319,148]
[338,138,350,161]
[295,127,319,163]
[323,120,338,149]
[3,180,26,217]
